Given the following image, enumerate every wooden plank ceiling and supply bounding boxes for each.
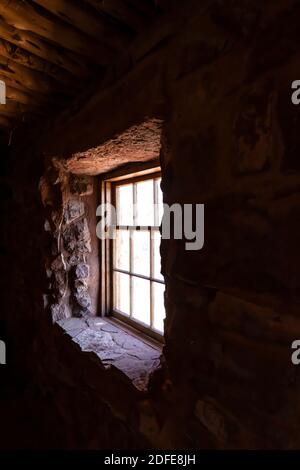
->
[0,0,171,139]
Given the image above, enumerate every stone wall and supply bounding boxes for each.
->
[1,0,300,450]
[40,162,99,322]
[159,1,300,448]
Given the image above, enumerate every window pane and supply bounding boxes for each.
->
[153,230,164,281]
[114,272,130,315]
[153,282,165,333]
[132,277,150,325]
[114,229,130,271]
[116,184,133,225]
[136,180,154,226]
[132,230,150,277]
[155,178,163,225]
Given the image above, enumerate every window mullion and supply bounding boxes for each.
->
[151,179,158,328]
[133,182,137,226]
[130,231,134,320]
[130,183,137,318]
[154,178,158,227]
[150,228,154,328]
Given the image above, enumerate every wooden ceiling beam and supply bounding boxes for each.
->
[0,17,89,77]
[6,86,66,108]
[2,76,71,110]
[0,75,49,99]
[1,0,118,64]
[32,0,131,49]
[6,84,50,106]
[0,54,73,95]
[0,38,77,86]
[84,0,147,32]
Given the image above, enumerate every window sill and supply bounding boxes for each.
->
[57,317,162,391]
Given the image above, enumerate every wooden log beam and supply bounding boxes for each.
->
[84,0,147,32]
[32,0,131,48]
[2,77,71,112]
[1,0,118,64]
[0,54,73,95]
[0,38,76,86]
[5,84,49,106]
[0,75,49,100]
[0,17,89,77]
[5,88,70,122]
[6,85,35,105]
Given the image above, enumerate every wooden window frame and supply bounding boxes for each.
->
[100,164,164,343]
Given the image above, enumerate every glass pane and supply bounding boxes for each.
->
[132,277,150,325]
[116,184,133,225]
[132,230,150,277]
[114,229,130,271]
[155,178,163,225]
[153,230,164,281]
[153,282,165,333]
[136,179,154,226]
[114,272,130,315]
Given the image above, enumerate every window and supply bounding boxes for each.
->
[102,168,165,340]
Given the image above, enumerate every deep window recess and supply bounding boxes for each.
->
[104,169,165,340]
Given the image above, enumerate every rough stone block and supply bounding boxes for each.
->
[44,219,51,232]
[74,278,88,294]
[51,303,69,323]
[64,200,85,224]
[63,218,91,253]
[69,175,94,196]
[74,291,92,310]
[75,263,89,280]
[51,254,66,272]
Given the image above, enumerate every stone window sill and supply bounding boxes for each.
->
[57,317,162,391]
